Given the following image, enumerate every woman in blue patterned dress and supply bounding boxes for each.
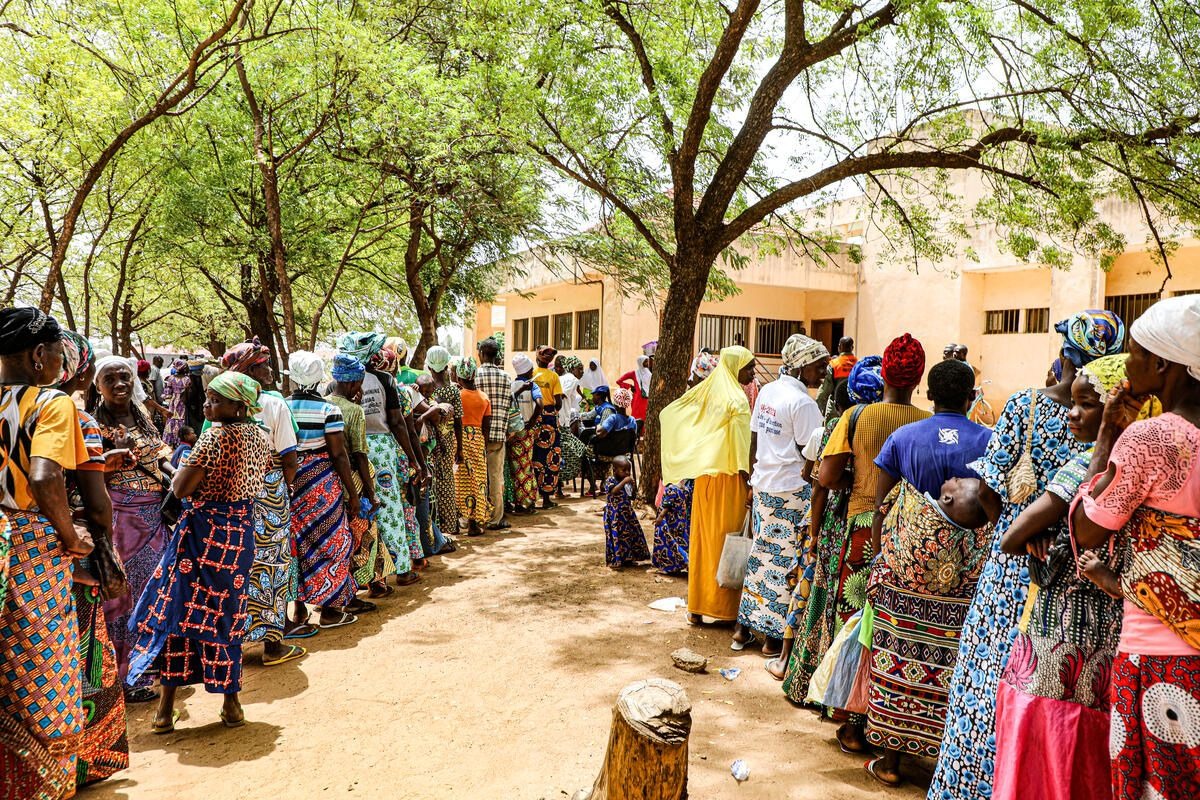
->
[652,480,692,575]
[929,309,1124,800]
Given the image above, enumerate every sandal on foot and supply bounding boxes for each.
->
[435,541,458,555]
[395,572,421,587]
[152,709,181,735]
[262,644,306,667]
[345,599,377,614]
[318,611,358,629]
[219,710,246,729]
[367,581,394,598]
[730,634,757,651]
[765,658,787,681]
[125,686,159,704]
[864,758,902,787]
[485,521,511,530]
[283,623,319,640]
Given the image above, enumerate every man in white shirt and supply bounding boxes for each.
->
[732,334,830,657]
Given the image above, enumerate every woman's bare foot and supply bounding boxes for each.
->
[765,657,788,680]
[836,722,870,754]
[220,694,245,727]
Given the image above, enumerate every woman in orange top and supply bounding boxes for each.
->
[455,357,493,536]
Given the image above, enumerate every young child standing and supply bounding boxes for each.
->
[652,479,692,575]
[604,456,649,568]
[170,425,198,467]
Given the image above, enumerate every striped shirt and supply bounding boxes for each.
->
[285,393,345,451]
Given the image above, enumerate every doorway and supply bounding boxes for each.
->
[810,318,845,355]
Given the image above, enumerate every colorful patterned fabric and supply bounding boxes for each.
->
[431,380,462,534]
[929,390,1086,800]
[290,450,355,607]
[847,355,884,404]
[604,477,649,567]
[1110,652,1200,800]
[185,422,269,502]
[244,468,291,644]
[560,430,585,483]
[366,433,413,574]
[1055,309,1126,368]
[220,337,271,372]
[103,486,169,687]
[0,513,81,788]
[738,486,813,639]
[126,498,257,693]
[533,406,562,496]
[1120,507,1200,650]
[0,515,9,614]
[880,333,925,389]
[73,585,128,787]
[509,427,538,508]
[162,372,191,448]
[455,427,491,524]
[208,371,262,415]
[652,481,692,575]
[0,386,89,510]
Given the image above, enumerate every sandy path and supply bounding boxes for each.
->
[81,498,928,799]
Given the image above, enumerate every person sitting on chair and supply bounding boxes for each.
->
[597,388,639,441]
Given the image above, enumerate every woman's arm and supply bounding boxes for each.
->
[808,484,829,558]
[352,452,378,511]
[326,431,360,514]
[280,450,299,488]
[30,458,92,556]
[870,471,901,556]
[171,463,207,499]
[818,452,852,491]
[616,371,635,390]
[1000,492,1068,556]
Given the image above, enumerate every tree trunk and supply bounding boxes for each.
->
[640,250,711,503]
[410,313,439,370]
[573,678,692,800]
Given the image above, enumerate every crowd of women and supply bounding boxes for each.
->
[2,293,1197,800]
[652,298,1199,800]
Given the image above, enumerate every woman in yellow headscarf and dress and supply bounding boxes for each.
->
[660,346,756,624]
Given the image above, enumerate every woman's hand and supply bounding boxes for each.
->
[102,448,135,472]
[1101,382,1146,435]
[112,424,133,451]
[1025,533,1053,562]
[60,524,94,559]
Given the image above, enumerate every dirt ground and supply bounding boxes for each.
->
[81,498,930,800]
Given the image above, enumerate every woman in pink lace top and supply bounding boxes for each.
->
[1071,295,1200,800]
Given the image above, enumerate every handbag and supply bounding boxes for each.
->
[716,512,753,589]
[1007,389,1038,504]
[136,462,183,530]
[79,520,130,601]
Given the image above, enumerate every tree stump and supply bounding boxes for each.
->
[573,678,692,800]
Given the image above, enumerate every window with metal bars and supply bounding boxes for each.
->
[575,309,600,349]
[531,316,549,348]
[1105,292,1160,328]
[754,318,807,356]
[512,319,529,352]
[1024,307,1049,333]
[697,314,749,351]
[984,309,1020,334]
[553,313,573,351]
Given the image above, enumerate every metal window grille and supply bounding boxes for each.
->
[553,313,573,351]
[1024,307,1049,333]
[1104,292,1160,328]
[531,316,550,348]
[698,314,749,350]
[575,309,600,349]
[512,319,529,352]
[754,318,806,356]
[984,309,1020,334]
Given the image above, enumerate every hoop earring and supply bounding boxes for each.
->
[33,362,43,372]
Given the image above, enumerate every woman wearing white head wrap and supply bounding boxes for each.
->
[288,351,326,389]
[1070,295,1200,800]
[581,359,609,392]
[426,346,451,374]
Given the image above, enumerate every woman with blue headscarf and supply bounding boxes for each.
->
[930,309,1125,800]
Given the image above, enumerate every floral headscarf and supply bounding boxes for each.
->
[847,355,884,404]
[613,387,634,408]
[457,356,479,380]
[331,354,366,383]
[1055,310,1125,368]
[221,337,271,373]
[339,331,387,362]
[58,330,95,385]
[689,351,719,381]
[208,371,263,415]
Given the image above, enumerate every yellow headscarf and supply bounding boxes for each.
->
[660,346,754,484]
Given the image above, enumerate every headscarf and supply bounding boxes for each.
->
[170,357,187,376]
[536,345,558,363]
[881,333,925,389]
[368,348,398,374]
[847,355,884,404]
[426,346,451,373]
[613,387,633,408]
[1129,295,1200,380]
[208,371,263,415]
[512,354,535,375]
[559,355,583,372]
[1055,310,1126,368]
[288,350,325,389]
[384,337,409,365]
[642,340,658,357]
[221,337,271,373]
[331,354,366,383]
[338,331,386,362]
[689,351,719,382]
[136,359,151,377]
[659,345,753,484]
[592,384,611,399]
[582,359,609,391]
[94,355,132,382]
[1078,354,1164,420]
[781,334,829,369]
[635,355,652,397]
[457,356,479,381]
[0,307,61,355]
[59,330,95,385]
[1051,357,1063,382]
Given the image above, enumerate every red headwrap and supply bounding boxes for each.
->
[136,359,151,376]
[220,337,271,374]
[881,333,925,389]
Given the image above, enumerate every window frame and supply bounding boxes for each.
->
[575,309,600,350]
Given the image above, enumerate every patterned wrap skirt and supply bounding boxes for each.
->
[738,485,813,640]
[126,498,257,693]
[456,427,492,525]
[560,431,586,484]
[508,427,538,508]
[290,451,355,608]
[245,467,291,644]
[430,425,458,535]
[73,585,128,787]
[366,433,414,575]
[603,478,649,567]
[0,512,81,795]
[103,486,169,686]
[532,408,562,496]
[1110,652,1200,800]
[652,481,692,575]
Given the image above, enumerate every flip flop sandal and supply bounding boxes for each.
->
[220,710,247,729]
[262,644,306,667]
[345,599,377,614]
[125,686,159,704]
[436,540,458,555]
[396,572,422,586]
[283,623,320,640]
[367,582,394,599]
[318,611,358,629]
[152,709,181,735]
[864,758,903,787]
[486,521,512,530]
[730,634,758,651]
[764,658,787,680]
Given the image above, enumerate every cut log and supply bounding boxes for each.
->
[573,678,692,800]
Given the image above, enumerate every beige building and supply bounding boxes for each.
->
[464,183,1199,407]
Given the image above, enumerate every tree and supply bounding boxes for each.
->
[518,0,1200,498]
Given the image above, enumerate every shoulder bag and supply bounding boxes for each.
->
[717,512,754,589]
[1007,389,1038,505]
